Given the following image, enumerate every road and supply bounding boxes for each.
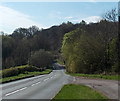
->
[1,63,119,100]
[73,77,119,99]
[1,64,72,100]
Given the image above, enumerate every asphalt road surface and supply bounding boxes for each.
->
[1,64,72,100]
[1,63,119,100]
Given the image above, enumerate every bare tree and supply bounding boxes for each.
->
[103,8,118,22]
[102,8,118,73]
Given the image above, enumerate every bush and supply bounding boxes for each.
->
[62,29,105,73]
[2,67,19,78]
[111,62,119,73]
[1,65,44,78]
[29,50,54,68]
[17,65,44,73]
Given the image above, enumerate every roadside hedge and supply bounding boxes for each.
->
[1,65,45,78]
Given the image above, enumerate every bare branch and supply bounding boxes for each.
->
[103,8,118,22]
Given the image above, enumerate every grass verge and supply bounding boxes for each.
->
[0,69,52,83]
[53,84,108,100]
[67,73,119,80]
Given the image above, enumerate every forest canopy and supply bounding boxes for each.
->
[2,8,119,74]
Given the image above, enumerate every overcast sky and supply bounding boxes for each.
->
[0,1,118,34]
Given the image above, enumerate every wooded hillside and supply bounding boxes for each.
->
[62,20,118,74]
[2,8,119,74]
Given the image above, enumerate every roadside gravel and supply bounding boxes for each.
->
[72,77,119,100]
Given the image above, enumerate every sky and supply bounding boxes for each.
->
[0,1,118,34]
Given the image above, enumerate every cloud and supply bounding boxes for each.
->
[72,16,102,24]
[0,5,45,34]
[64,16,74,19]
[83,16,102,23]
[89,0,96,2]
[49,12,74,20]
[49,12,102,24]
[49,11,101,24]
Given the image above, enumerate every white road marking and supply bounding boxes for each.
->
[5,87,27,96]
[73,77,76,81]
[31,82,41,86]
[44,78,49,81]
[31,84,36,86]
[35,81,41,85]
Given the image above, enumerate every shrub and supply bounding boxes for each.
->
[111,62,119,73]
[17,65,43,73]
[1,65,44,78]
[62,29,105,73]
[2,67,19,78]
[29,50,54,68]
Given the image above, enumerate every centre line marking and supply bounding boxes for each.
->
[31,82,41,86]
[73,77,76,81]
[35,82,41,85]
[5,87,27,96]
[31,84,36,86]
[44,78,49,81]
